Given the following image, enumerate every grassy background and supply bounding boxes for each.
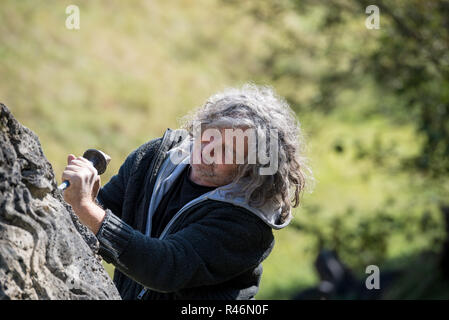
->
[1,0,448,299]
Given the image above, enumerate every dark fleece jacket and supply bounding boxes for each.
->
[96,129,276,300]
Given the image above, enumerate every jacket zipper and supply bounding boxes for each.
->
[136,130,208,300]
[136,197,212,300]
[158,197,210,239]
[136,130,172,300]
[139,130,172,235]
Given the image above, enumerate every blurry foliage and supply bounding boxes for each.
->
[358,0,449,176]
[246,0,449,175]
[292,204,446,271]
[225,1,449,297]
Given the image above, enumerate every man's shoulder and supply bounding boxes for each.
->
[122,128,187,178]
[135,128,187,160]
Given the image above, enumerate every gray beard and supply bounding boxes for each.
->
[196,165,216,177]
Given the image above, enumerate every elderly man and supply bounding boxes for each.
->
[62,84,309,300]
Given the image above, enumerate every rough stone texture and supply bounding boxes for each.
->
[0,103,120,300]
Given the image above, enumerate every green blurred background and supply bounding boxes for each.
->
[1,0,449,299]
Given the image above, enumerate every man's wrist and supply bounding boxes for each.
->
[72,199,106,235]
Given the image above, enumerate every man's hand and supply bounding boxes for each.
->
[62,154,105,234]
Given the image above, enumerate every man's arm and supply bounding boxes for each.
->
[95,207,274,293]
[73,201,107,235]
[61,147,138,233]
[61,154,107,234]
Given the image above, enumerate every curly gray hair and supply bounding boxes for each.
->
[181,84,311,223]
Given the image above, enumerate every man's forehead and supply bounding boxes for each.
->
[200,124,252,133]
[199,126,253,140]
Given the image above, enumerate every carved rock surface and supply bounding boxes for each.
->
[0,103,120,300]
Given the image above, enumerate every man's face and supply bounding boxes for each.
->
[190,126,243,187]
